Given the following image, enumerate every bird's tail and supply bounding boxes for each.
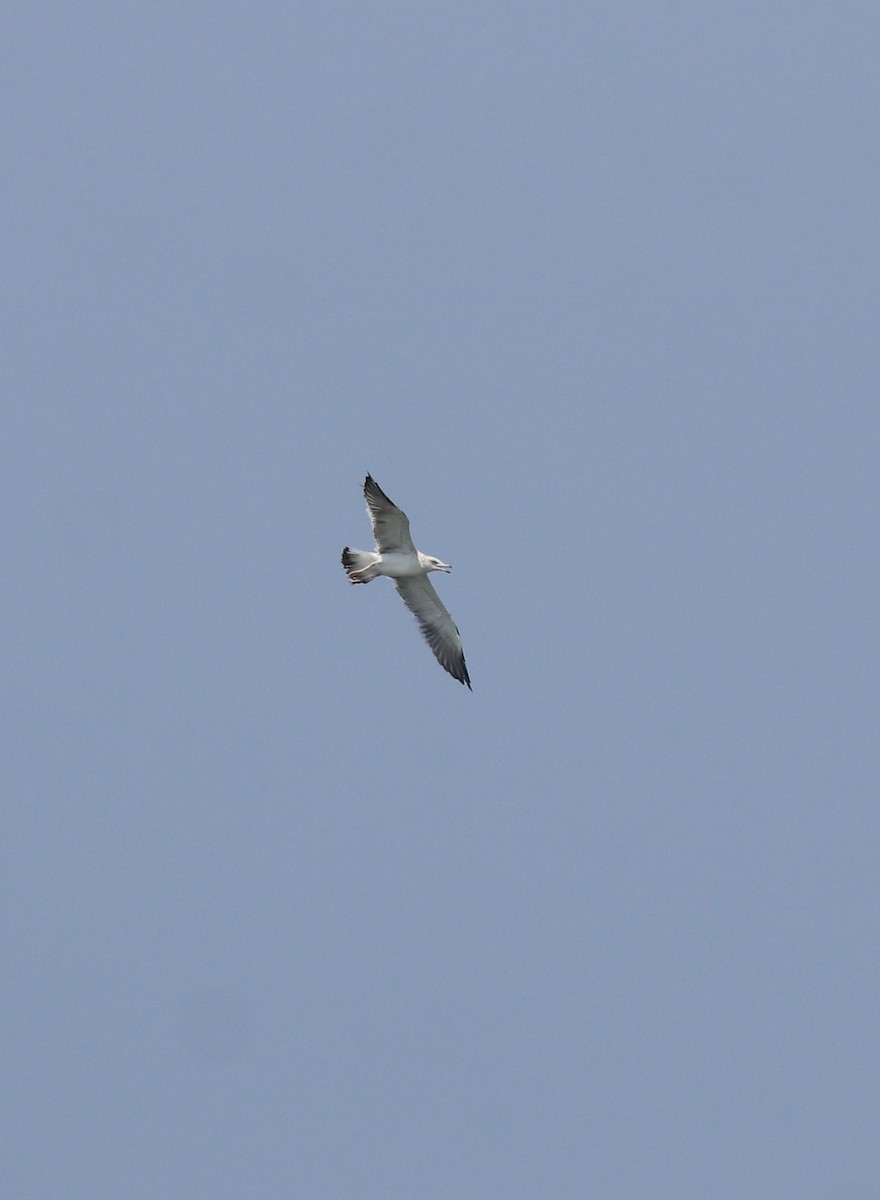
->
[341,547,382,584]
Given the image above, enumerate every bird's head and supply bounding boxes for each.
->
[427,557,452,573]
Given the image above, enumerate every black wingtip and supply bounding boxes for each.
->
[364,474,396,508]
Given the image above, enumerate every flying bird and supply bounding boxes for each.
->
[341,475,472,689]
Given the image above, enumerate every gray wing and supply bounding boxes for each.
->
[394,575,472,689]
[363,475,416,554]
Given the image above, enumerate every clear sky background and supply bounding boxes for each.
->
[4,4,879,1197]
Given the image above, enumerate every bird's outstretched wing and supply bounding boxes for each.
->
[394,575,472,689]
[363,475,416,554]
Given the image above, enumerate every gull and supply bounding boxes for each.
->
[341,475,472,689]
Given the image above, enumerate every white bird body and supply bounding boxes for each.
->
[341,476,472,689]
[375,550,444,578]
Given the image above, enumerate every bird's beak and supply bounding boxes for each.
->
[441,562,452,572]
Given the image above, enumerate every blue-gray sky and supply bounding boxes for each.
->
[4,4,879,1196]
